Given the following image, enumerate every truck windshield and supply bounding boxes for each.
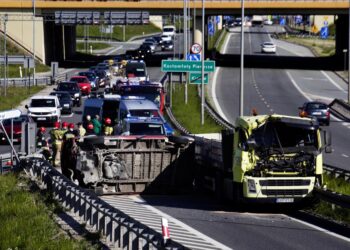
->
[31,99,56,107]
[129,123,164,135]
[126,64,146,77]
[250,121,318,150]
[130,109,160,117]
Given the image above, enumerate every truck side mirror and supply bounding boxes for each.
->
[25,104,28,109]
[323,130,332,153]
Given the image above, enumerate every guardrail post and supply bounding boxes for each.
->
[122,222,129,250]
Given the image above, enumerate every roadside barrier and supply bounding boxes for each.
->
[22,156,185,250]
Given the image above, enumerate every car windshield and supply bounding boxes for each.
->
[306,103,327,110]
[58,83,79,91]
[51,93,71,99]
[126,64,146,77]
[248,120,318,150]
[79,72,96,80]
[71,77,87,83]
[129,109,160,117]
[163,28,174,32]
[31,99,56,107]
[129,123,164,135]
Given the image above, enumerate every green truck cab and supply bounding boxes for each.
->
[195,114,332,205]
[233,114,332,203]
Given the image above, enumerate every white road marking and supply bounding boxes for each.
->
[321,71,347,93]
[302,77,328,81]
[286,215,350,243]
[341,154,349,158]
[106,45,122,56]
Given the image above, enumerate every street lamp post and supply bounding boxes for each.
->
[343,49,348,74]
[201,0,205,125]
[32,0,35,86]
[348,0,350,103]
[239,0,245,116]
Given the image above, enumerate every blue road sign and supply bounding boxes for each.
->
[186,53,201,61]
[208,21,214,36]
[216,16,220,24]
[279,18,286,26]
[320,26,329,39]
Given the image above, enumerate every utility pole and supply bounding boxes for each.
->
[4,14,8,97]
[201,0,205,125]
[239,0,245,116]
[32,0,36,87]
[184,0,188,104]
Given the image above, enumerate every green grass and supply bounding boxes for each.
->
[208,29,225,50]
[76,42,112,52]
[323,174,350,196]
[307,201,350,226]
[279,35,335,57]
[171,83,223,133]
[0,37,50,77]
[0,174,97,249]
[0,86,44,111]
[76,23,161,42]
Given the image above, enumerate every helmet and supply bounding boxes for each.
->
[68,123,75,129]
[105,117,111,125]
[86,115,91,121]
[39,127,46,132]
[54,121,60,129]
[87,123,94,130]
[62,122,68,129]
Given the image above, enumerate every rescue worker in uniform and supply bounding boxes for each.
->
[61,123,78,179]
[92,115,102,135]
[104,117,113,135]
[50,121,63,168]
[36,127,51,161]
[77,122,86,138]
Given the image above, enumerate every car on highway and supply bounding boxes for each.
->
[70,76,92,96]
[161,40,174,51]
[162,25,176,37]
[138,44,153,58]
[152,36,162,45]
[55,81,82,107]
[25,95,61,125]
[160,35,172,43]
[0,115,31,144]
[125,60,148,81]
[299,101,330,126]
[261,42,276,53]
[144,38,158,45]
[142,41,156,53]
[264,19,273,25]
[78,71,100,90]
[49,91,73,115]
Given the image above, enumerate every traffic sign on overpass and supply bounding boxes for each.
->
[161,60,215,73]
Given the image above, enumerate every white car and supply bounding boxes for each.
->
[264,19,273,25]
[261,42,276,53]
[160,35,172,43]
[25,95,61,124]
[162,25,176,37]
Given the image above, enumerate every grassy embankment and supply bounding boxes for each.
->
[76,23,161,53]
[0,174,98,249]
[0,37,50,78]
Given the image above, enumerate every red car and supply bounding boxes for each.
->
[0,115,31,144]
[70,76,91,95]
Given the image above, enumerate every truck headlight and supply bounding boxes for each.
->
[248,179,256,193]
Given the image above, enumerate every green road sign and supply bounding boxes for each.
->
[161,60,215,73]
[189,73,208,84]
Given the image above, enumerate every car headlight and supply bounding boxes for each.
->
[74,93,80,98]
[63,104,70,107]
[247,179,256,193]
[51,110,57,115]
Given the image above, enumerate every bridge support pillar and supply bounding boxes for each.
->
[193,16,208,58]
[44,22,76,65]
[335,14,349,67]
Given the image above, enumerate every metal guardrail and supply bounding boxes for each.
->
[0,77,52,87]
[324,163,350,182]
[23,156,185,250]
[314,188,350,209]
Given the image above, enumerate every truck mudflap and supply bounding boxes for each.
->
[61,135,195,194]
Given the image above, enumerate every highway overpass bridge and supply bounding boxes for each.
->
[0,0,349,68]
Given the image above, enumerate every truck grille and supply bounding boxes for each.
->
[261,189,309,196]
[259,179,311,187]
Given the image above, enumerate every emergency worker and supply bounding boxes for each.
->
[77,122,86,138]
[92,115,102,135]
[104,117,113,135]
[61,123,78,180]
[36,127,51,161]
[83,115,91,130]
[50,121,64,168]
